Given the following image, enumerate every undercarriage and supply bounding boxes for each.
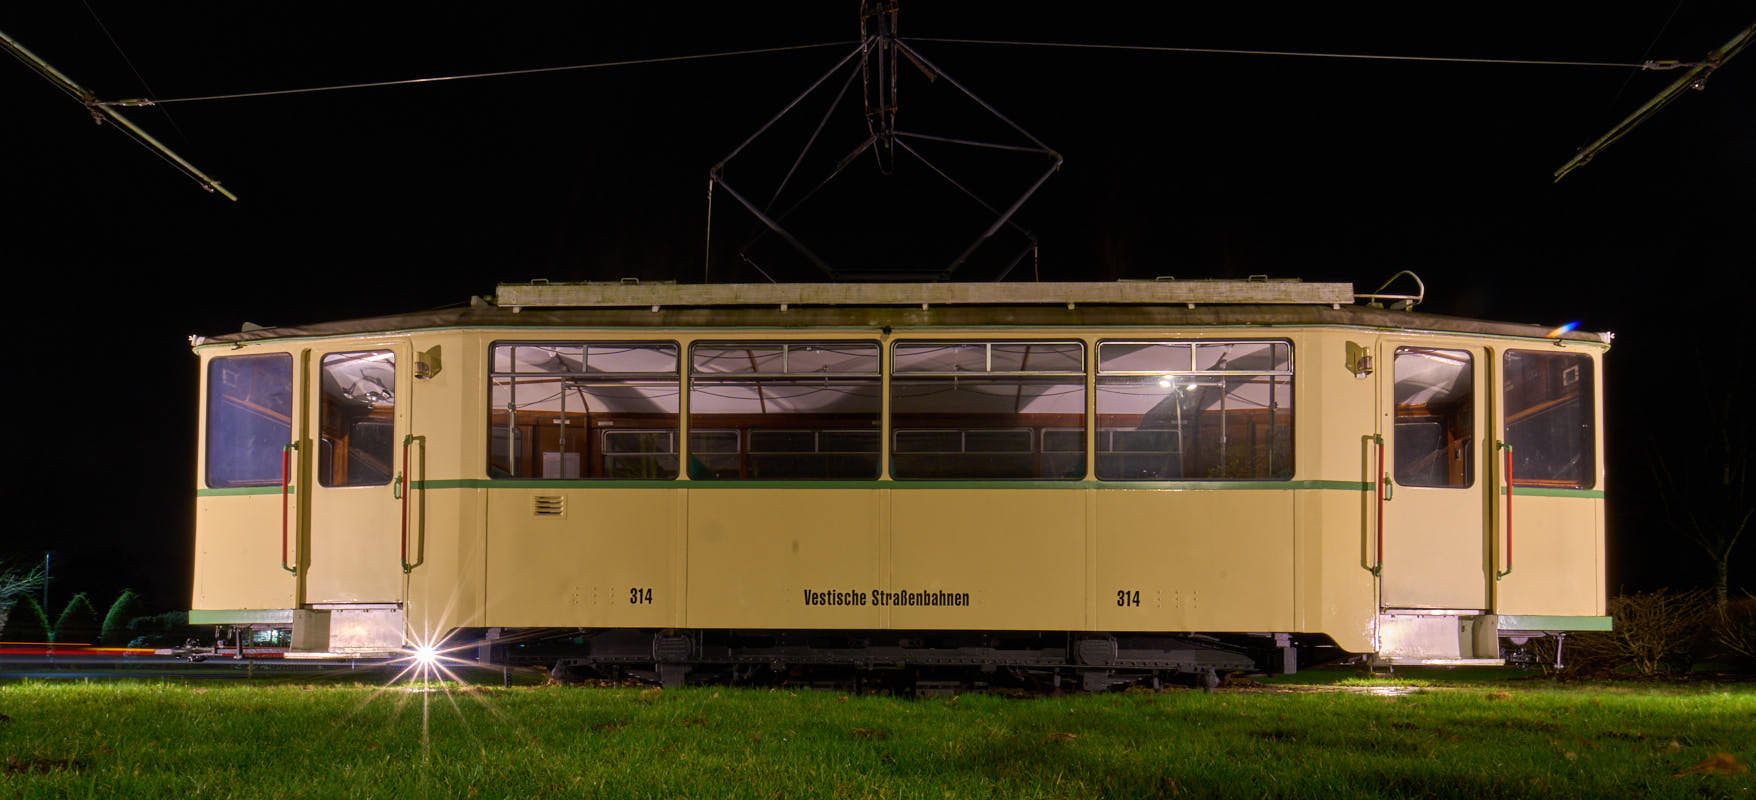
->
[479,628,1346,691]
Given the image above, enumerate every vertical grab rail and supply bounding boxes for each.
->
[1369,433,1385,575]
[1497,442,1514,579]
[398,434,425,573]
[280,442,299,574]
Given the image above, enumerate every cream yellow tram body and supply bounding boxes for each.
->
[189,280,1609,683]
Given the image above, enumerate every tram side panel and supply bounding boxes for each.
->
[1494,496,1604,616]
[192,498,301,611]
[1294,491,1377,653]
[193,346,301,613]
[403,332,487,635]
[888,489,1086,631]
[1294,332,1381,654]
[1493,347,1607,618]
[484,487,677,629]
[686,489,882,630]
[1095,490,1295,633]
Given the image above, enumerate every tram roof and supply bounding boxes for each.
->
[191,280,1612,347]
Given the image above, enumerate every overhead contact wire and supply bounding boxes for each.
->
[901,36,1695,70]
[98,40,860,107]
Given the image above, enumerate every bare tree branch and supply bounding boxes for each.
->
[0,561,46,605]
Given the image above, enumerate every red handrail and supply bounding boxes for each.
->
[280,442,297,574]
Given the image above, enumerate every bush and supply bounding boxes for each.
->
[1716,595,1756,668]
[1568,589,1714,676]
[126,610,199,648]
[0,595,53,643]
[101,589,144,645]
[128,610,190,632]
[54,593,101,645]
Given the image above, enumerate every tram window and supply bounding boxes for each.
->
[1195,341,1292,372]
[891,341,1086,480]
[1041,429,1085,478]
[205,354,293,488]
[1504,350,1595,489]
[1095,340,1292,480]
[819,429,879,453]
[894,430,963,453]
[1393,347,1474,488]
[750,429,815,452]
[318,351,396,487]
[684,429,739,479]
[489,342,680,480]
[689,342,881,480]
[1097,342,1193,373]
[601,430,678,479]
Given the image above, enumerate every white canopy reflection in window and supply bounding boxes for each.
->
[688,341,880,479]
[1097,340,1292,480]
[488,342,679,480]
[891,340,1085,480]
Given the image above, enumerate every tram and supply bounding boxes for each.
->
[189,279,1609,686]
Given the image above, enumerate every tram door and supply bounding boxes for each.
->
[299,344,410,604]
[1377,341,1490,610]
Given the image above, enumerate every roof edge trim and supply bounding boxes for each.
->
[493,280,1355,309]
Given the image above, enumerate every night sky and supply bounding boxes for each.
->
[4,3,1752,613]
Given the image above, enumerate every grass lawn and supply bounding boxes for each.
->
[2,669,1752,799]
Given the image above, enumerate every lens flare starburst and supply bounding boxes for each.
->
[389,631,476,690]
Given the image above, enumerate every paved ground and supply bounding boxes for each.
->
[0,652,396,681]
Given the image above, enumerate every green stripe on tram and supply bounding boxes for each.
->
[1501,486,1605,499]
[402,479,1376,491]
[197,480,1610,494]
[196,486,286,497]
[1497,615,1612,632]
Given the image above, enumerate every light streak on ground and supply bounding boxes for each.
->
[1,644,189,656]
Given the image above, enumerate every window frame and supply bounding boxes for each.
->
[1094,338,1294,482]
[1391,345,1476,490]
[687,339,883,481]
[317,349,398,488]
[204,352,295,489]
[690,340,883,378]
[1501,348,1597,490]
[889,339,1087,481]
[487,340,682,481]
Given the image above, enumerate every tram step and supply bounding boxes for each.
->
[1375,613,1501,663]
[288,606,404,655]
[1376,657,1507,667]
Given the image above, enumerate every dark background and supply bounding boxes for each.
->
[4,3,1752,614]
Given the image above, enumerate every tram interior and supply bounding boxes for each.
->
[486,341,1293,481]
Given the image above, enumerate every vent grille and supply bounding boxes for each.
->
[532,495,565,516]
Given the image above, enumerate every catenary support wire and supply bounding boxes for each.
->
[96,41,860,107]
[1,27,236,200]
[1554,22,1753,181]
